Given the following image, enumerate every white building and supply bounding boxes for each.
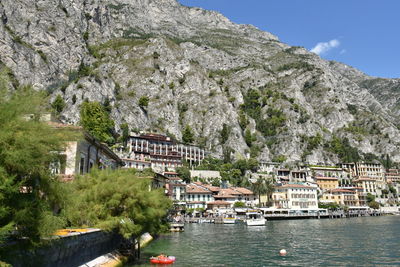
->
[272,184,318,210]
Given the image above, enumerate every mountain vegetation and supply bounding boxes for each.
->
[1,0,400,165]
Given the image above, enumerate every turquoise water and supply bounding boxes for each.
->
[131,216,400,266]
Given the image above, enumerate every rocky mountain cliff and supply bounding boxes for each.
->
[1,0,400,164]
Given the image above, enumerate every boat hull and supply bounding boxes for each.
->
[246,219,266,226]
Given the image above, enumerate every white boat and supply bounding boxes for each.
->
[223,213,237,224]
[245,212,266,226]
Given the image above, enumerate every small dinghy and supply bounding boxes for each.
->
[150,255,176,264]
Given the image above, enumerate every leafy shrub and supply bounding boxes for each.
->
[138,96,149,108]
[52,95,65,113]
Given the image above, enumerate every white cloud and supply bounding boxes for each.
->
[311,39,340,55]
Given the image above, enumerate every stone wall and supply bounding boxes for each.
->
[3,229,124,267]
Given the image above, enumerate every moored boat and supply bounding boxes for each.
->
[245,211,266,226]
[223,213,237,224]
[150,255,176,264]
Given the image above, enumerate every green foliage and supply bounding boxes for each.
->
[176,167,191,183]
[302,133,323,152]
[257,108,286,137]
[251,178,273,207]
[51,95,65,114]
[120,123,129,147]
[37,50,48,63]
[318,202,340,210]
[80,101,115,143]
[138,96,149,109]
[368,201,380,210]
[244,129,252,147]
[182,125,194,144]
[242,89,262,119]
[64,169,171,238]
[366,193,375,203]
[233,201,246,208]
[77,62,93,77]
[272,155,287,163]
[0,80,70,243]
[327,136,360,163]
[114,82,122,101]
[220,123,231,144]
[347,104,358,115]
[238,111,248,130]
[195,157,258,186]
[389,185,397,195]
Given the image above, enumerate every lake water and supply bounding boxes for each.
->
[130,216,400,266]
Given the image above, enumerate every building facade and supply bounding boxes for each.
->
[272,184,318,210]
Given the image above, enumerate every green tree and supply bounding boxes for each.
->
[220,123,230,144]
[244,129,255,147]
[80,101,115,144]
[182,125,194,144]
[251,178,268,207]
[233,201,246,208]
[0,77,69,243]
[51,95,65,113]
[389,185,397,195]
[368,201,380,210]
[138,96,149,109]
[64,168,171,238]
[264,178,275,206]
[366,193,375,203]
[176,166,191,183]
[120,123,129,147]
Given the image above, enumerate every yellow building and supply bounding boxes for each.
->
[315,177,339,191]
[321,189,360,207]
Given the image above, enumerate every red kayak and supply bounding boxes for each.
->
[150,255,176,264]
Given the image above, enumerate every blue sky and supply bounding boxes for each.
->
[178,0,400,78]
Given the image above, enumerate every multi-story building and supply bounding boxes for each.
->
[315,177,339,191]
[339,162,385,185]
[385,169,400,184]
[166,177,186,203]
[353,177,377,195]
[310,166,351,182]
[321,189,360,207]
[185,183,214,209]
[120,133,206,172]
[272,184,318,210]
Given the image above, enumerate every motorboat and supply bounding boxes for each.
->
[245,211,266,226]
[223,213,237,224]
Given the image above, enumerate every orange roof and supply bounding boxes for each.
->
[232,187,254,195]
[186,184,212,194]
[218,188,239,196]
[201,184,221,192]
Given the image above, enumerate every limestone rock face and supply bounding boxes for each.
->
[1,0,399,164]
